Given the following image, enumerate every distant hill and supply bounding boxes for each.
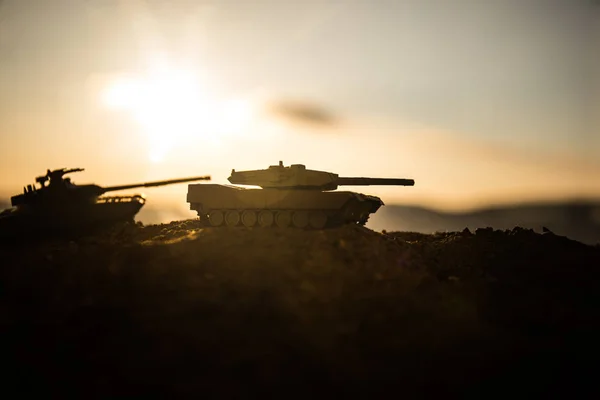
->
[368,201,600,245]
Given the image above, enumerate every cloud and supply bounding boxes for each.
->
[267,100,338,127]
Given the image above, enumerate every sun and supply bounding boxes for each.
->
[102,63,254,163]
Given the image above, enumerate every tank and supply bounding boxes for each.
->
[187,161,414,229]
[0,168,211,238]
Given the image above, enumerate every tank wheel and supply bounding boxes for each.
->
[241,210,257,227]
[258,210,274,227]
[275,211,292,228]
[309,211,328,229]
[292,211,309,229]
[225,210,240,227]
[209,210,224,227]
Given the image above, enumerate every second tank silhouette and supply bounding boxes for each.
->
[1,168,211,237]
[187,161,414,229]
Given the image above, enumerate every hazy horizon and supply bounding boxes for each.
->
[1,0,599,219]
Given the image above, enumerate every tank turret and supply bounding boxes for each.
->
[228,160,415,191]
[1,168,211,238]
[188,161,414,229]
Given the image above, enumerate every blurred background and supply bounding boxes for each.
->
[0,0,599,241]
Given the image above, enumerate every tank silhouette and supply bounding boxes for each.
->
[187,161,414,229]
[0,168,211,237]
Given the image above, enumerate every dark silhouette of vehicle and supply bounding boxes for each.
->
[0,168,210,237]
[187,161,414,229]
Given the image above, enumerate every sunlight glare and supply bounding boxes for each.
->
[219,98,253,135]
[102,63,255,163]
[148,147,166,164]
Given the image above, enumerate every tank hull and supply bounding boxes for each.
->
[187,184,383,228]
[0,195,145,239]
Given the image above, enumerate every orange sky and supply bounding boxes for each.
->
[0,0,599,220]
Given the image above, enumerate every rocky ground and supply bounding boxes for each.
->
[1,220,599,398]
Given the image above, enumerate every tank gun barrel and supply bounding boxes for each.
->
[102,175,211,193]
[335,177,415,186]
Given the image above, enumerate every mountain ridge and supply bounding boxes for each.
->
[368,200,600,245]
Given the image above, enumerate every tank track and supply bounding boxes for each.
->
[195,208,370,229]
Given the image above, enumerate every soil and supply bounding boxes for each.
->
[1,221,599,398]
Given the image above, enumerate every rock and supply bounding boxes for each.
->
[475,227,494,236]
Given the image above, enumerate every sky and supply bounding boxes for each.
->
[0,0,599,222]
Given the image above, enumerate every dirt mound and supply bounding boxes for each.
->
[1,222,599,398]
